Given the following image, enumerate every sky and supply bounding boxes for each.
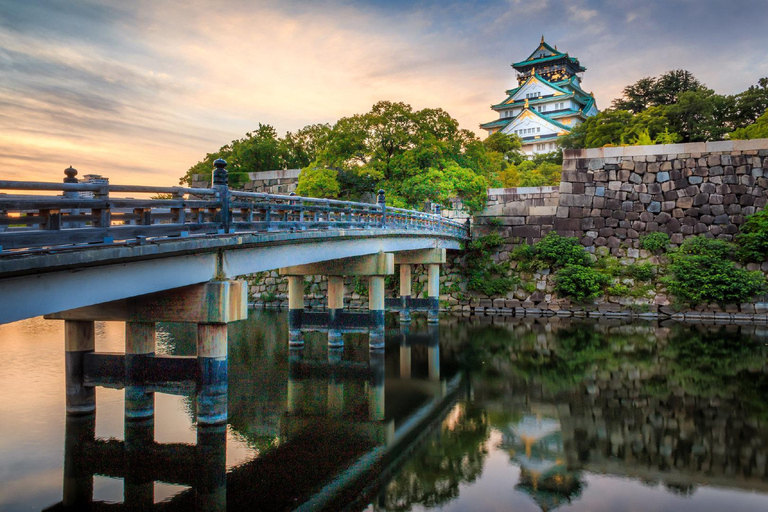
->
[1,0,768,186]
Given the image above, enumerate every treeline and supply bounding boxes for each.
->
[561,70,768,148]
[181,101,543,212]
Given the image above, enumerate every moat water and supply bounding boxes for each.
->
[1,311,768,511]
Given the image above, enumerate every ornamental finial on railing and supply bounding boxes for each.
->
[212,158,228,186]
[212,158,230,232]
[377,189,385,205]
[63,166,78,184]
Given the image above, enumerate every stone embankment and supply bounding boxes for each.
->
[245,140,768,322]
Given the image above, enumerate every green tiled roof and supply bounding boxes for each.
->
[513,53,585,72]
[522,40,562,62]
[479,118,513,129]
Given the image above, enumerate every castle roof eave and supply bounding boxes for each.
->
[512,53,586,71]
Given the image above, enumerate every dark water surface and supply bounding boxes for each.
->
[1,311,767,511]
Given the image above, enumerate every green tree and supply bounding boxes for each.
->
[295,163,340,198]
[612,69,705,113]
[730,108,768,140]
[732,77,768,129]
[280,123,331,169]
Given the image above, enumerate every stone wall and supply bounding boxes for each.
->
[243,140,768,319]
[558,139,768,253]
[477,185,560,243]
[191,169,300,194]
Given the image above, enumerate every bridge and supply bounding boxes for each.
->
[0,159,468,325]
[1,160,468,426]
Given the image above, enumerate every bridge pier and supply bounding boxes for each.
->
[64,320,95,416]
[281,252,394,351]
[368,275,385,350]
[399,264,412,323]
[392,248,446,324]
[287,276,304,347]
[197,324,228,425]
[327,276,345,347]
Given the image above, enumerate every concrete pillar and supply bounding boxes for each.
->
[427,264,440,324]
[399,264,411,323]
[369,350,385,421]
[63,414,94,508]
[65,320,95,416]
[197,324,228,425]
[196,423,227,512]
[369,275,385,350]
[327,276,344,347]
[287,276,304,347]
[125,322,155,421]
[399,323,411,379]
[428,324,440,381]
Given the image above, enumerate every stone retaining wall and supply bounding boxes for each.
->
[192,169,300,194]
[558,139,768,254]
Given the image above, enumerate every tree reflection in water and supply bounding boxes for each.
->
[376,317,768,511]
[378,402,489,510]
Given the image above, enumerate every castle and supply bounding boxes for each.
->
[481,37,598,155]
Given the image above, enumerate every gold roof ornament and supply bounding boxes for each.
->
[541,34,544,43]
[525,98,529,108]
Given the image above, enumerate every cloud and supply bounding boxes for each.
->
[1,0,767,186]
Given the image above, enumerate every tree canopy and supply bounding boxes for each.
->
[564,71,768,148]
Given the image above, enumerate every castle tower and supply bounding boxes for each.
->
[481,37,599,155]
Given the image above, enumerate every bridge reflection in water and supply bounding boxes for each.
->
[44,312,462,511]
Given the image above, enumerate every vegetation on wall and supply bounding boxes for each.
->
[463,234,518,296]
[664,236,766,306]
[735,207,768,263]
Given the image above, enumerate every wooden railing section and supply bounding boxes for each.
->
[0,160,469,253]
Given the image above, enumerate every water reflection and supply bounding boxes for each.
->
[1,312,767,510]
[373,317,768,512]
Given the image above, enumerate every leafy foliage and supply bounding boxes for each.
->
[735,208,768,262]
[464,234,518,296]
[562,72,768,148]
[554,264,611,302]
[731,108,768,140]
[534,232,592,268]
[295,164,340,198]
[639,232,670,252]
[665,236,766,305]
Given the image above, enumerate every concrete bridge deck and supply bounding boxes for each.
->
[0,162,467,324]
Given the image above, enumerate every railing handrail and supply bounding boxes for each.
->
[0,161,469,254]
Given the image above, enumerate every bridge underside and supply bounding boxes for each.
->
[0,229,460,325]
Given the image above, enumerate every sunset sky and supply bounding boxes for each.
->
[2,0,767,185]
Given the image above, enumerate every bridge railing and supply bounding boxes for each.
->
[0,160,469,253]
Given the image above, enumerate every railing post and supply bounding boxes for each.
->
[377,189,386,228]
[435,204,441,232]
[91,179,111,242]
[61,166,82,229]
[212,158,230,233]
[465,217,471,238]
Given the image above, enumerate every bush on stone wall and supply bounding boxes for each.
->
[639,232,670,253]
[554,265,611,303]
[665,236,766,306]
[735,209,768,263]
[465,234,518,296]
[535,232,592,267]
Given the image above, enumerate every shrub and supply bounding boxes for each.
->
[535,232,592,267]
[554,265,611,302]
[464,234,518,296]
[628,262,655,281]
[735,208,768,262]
[665,236,766,305]
[639,232,670,252]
